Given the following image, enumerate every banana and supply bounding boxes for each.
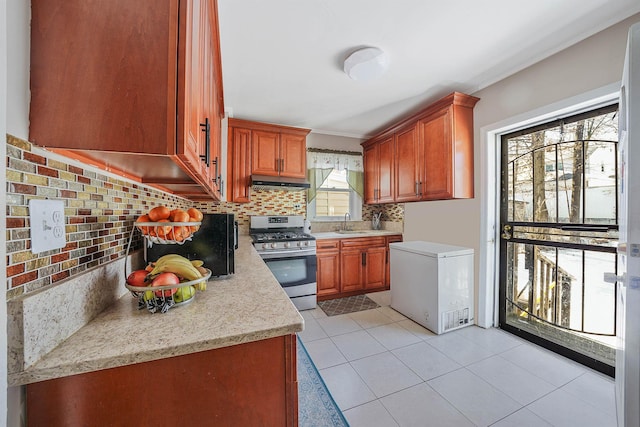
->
[190,259,204,268]
[148,254,208,291]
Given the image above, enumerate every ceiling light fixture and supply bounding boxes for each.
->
[343,47,389,81]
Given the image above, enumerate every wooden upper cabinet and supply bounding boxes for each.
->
[29,0,224,200]
[227,118,310,202]
[394,123,420,202]
[363,144,378,204]
[280,133,307,178]
[251,130,281,176]
[418,98,476,200]
[361,92,478,203]
[227,127,252,203]
[251,128,307,179]
[363,136,394,204]
[181,0,205,175]
[378,137,395,203]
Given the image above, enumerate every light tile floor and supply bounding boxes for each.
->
[298,291,616,427]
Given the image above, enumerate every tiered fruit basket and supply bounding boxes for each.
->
[125,207,210,313]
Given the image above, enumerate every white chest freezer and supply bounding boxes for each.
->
[390,241,474,334]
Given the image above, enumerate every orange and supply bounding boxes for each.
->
[155,219,172,237]
[149,206,170,222]
[136,214,151,235]
[189,217,201,233]
[187,207,204,222]
[170,209,190,223]
[172,226,189,242]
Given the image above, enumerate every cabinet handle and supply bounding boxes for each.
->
[415,181,419,196]
[280,158,285,173]
[211,157,219,185]
[362,252,366,266]
[418,181,423,197]
[199,118,210,167]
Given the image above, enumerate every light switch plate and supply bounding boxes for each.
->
[29,199,66,253]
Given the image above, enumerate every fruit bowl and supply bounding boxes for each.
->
[126,268,211,313]
[135,221,201,245]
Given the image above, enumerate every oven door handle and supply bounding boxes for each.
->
[257,248,317,259]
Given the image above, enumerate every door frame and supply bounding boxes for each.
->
[478,83,620,328]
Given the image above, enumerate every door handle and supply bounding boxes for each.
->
[501,224,512,240]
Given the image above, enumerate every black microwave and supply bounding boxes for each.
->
[146,213,238,277]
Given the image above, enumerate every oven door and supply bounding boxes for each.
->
[259,248,317,291]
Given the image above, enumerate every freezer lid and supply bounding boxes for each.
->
[389,241,474,257]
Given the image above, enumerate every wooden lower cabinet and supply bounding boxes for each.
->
[340,247,366,293]
[317,235,401,301]
[385,234,404,286]
[26,335,298,427]
[316,239,341,298]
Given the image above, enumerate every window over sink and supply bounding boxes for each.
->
[307,150,363,221]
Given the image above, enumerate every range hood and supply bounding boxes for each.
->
[251,174,310,191]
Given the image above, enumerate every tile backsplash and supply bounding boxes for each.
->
[5,134,404,301]
[5,135,193,300]
[5,135,309,301]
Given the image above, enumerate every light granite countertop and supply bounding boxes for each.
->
[313,230,403,239]
[8,236,304,387]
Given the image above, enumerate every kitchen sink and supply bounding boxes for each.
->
[337,230,368,234]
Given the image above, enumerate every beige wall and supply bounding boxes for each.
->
[404,12,640,326]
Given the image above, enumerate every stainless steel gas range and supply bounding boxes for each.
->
[250,215,317,311]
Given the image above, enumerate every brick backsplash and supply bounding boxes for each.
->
[193,190,307,233]
[363,203,404,222]
[5,135,311,301]
[5,134,404,300]
[5,135,196,300]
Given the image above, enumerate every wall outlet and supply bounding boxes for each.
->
[293,204,301,209]
[29,199,66,253]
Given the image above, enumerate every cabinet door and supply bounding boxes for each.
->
[363,144,379,204]
[251,130,280,176]
[279,133,307,178]
[364,246,387,290]
[419,107,453,200]
[317,248,341,298]
[201,0,219,195]
[394,124,420,202]
[340,249,364,293]
[179,0,207,175]
[377,136,395,203]
[228,127,252,203]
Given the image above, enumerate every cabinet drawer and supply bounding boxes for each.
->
[386,235,403,244]
[316,239,340,251]
[340,237,386,249]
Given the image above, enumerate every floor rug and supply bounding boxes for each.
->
[318,294,380,316]
[297,337,349,426]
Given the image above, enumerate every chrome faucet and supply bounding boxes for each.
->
[343,212,351,231]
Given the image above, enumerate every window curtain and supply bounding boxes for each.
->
[307,150,364,202]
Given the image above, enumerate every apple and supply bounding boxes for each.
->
[151,272,180,297]
[174,285,196,303]
[126,269,149,288]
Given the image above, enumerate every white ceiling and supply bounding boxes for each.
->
[217,0,640,139]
